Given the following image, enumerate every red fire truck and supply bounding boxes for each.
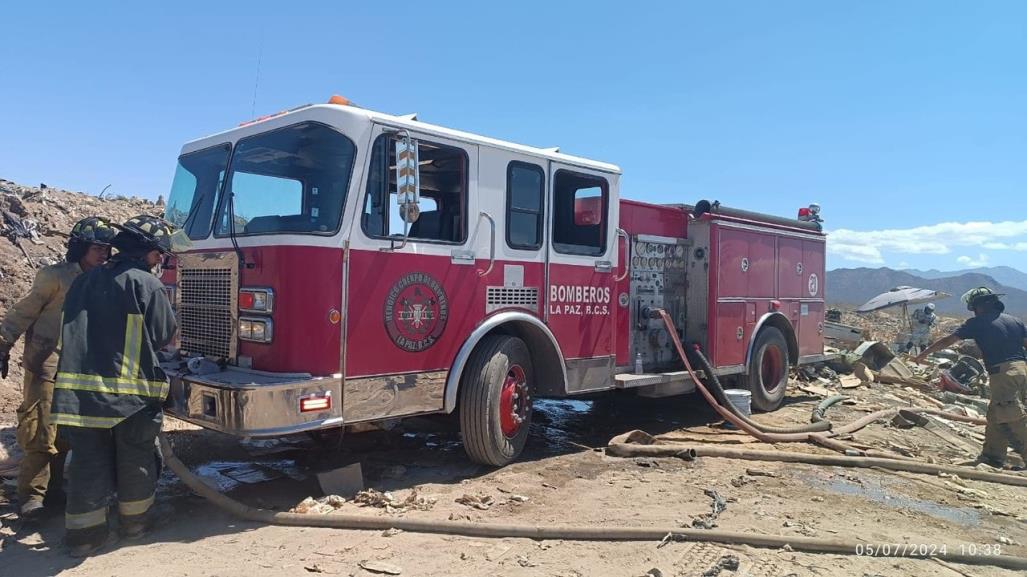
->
[161,96,830,465]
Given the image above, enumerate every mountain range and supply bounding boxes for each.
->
[826,267,1027,317]
[902,266,1027,292]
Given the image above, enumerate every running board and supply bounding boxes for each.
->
[615,371,694,389]
[615,371,685,388]
[615,371,697,398]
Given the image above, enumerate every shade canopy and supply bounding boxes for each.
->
[856,286,950,313]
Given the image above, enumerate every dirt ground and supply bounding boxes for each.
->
[2,386,1026,577]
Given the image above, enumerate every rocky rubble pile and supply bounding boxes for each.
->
[793,330,1007,466]
[1,177,161,417]
[836,309,962,345]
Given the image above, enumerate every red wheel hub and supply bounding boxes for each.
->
[760,345,785,391]
[500,364,530,437]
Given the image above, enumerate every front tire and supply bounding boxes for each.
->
[743,327,791,412]
[459,335,534,466]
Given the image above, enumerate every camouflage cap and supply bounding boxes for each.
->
[960,287,1005,311]
[70,216,117,246]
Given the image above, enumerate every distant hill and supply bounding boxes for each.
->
[904,266,1027,292]
[826,268,1027,317]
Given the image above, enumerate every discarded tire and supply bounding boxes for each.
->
[743,327,790,412]
[459,335,534,466]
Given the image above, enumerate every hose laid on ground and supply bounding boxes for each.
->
[832,408,986,436]
[157,435,1027,570]
[653,309,986,444]
[687,331,831,434]
[606,440,1027,488]
[811,395,848,423]
[653,310,828,443]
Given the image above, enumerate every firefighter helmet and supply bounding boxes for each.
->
[961,287,1004,311]
[69,216,117,246]
[115,215,177,255]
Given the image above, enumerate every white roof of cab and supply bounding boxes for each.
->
[181,103,622,175]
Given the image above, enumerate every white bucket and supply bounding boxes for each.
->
[723,389,752,417]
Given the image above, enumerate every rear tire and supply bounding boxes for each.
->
[459,335,534,466]
[742,327,791,412]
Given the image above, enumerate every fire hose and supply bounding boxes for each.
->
[811,395,848,423]
[152,309,1025,569]
[158,434,1027,570]
[654,309,988,439]
[644,308,1027,486]
[606,439,1027,487]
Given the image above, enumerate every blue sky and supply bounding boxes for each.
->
[1,1,1024,271]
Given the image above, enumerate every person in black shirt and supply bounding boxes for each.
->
[915,287,1027,469]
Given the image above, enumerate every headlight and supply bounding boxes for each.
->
[239,317,273,343]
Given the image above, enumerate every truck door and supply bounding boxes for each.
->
[545,163,619,392]
[345,125,482,393]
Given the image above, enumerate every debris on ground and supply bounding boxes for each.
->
[769,307,1007,468]
[292,495,347,515]
[291,488,435,515]
[354,489,436,513]
[691,489,727,529]
[783,520,818,537]
[317,463,365,498]
[701,555,740,577]
[358,560,403,575]
[516,555,539,568]
[456,493,496,510]
[195,460,306,492]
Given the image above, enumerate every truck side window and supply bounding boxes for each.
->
[506,161,544,250]
[361,134,468,243]
[552,170,608,256]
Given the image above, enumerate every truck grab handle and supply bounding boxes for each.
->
[614,228,629,282]
[477,212,496,277]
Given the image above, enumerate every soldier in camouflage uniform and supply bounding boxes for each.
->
[0,217,116,519]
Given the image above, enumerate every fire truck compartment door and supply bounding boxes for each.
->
[545,162,618,383]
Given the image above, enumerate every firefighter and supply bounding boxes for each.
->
[915,287,1027,469]
[0,216,116,519]
[903,303,937,354]
[51,215,178,556]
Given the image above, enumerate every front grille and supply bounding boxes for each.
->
[486,286,539,313]
[178,266,234,359]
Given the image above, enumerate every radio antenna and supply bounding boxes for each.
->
[250,28,264,117]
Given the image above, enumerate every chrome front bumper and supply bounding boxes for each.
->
[163,365,343,437]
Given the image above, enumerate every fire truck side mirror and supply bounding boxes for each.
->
[395,136,421,224]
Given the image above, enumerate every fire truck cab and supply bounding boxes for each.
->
[161,98,829,465]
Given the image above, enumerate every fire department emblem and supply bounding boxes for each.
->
[384,272,449,352]
[808,273,819,297]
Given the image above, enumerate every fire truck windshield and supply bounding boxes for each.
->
[213,121,357,237]
[165,143,231,240]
